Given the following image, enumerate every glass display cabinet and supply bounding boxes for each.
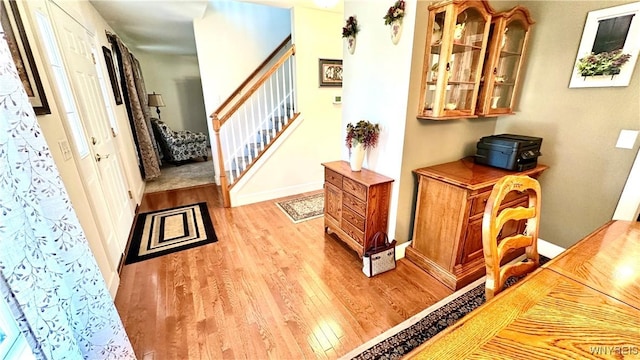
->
[418,0,494,120]
[477,6,534,116]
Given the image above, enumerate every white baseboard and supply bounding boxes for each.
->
[537,238,565,259]
[395,240,412,260]
[107,272,120,300]
[232,181,324,207]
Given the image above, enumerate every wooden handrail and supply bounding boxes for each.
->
[215,45,295,127]
[212,35,292,118]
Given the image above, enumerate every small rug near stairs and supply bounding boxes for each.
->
[125,202,217,264]
[276,193,324,223]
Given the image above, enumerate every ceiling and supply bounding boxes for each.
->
[90,0,209,55]
[89,0,343,56]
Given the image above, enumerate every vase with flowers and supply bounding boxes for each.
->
[342,16,360,54]
[345,120,380,171]
[384,0,405,44]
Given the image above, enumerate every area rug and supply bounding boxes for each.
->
[125,202,217,264]
[276,193,324,223]
[145,150,214,193]
[341,256,550,359]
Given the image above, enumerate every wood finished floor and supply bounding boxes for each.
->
[115,184,452,360]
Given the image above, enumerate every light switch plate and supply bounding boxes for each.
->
[333,95,342,104]
[58,139,72,160]
[615,129,639,149]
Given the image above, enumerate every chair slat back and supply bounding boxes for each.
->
[482,175,541,300]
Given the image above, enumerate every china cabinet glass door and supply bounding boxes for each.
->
[419,2,492,120]
[477,7,534,116]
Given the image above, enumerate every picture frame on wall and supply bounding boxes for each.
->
[102,46,123,105]
[1,0,51,114]
[569,2,640,88]
[319,58,343,87]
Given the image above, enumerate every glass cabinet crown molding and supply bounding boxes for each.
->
[418,0,495,120]
[476,6,535,117]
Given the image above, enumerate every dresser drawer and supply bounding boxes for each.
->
[342,205,365,231]
[343,177,367,201]
[325,169,342,189]
[470,190,527,217]
[341,220,365,245]
[343,192,366,215]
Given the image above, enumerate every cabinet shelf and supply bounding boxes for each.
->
[499,50,522,57]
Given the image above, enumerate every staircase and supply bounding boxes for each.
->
[212,35,300,207]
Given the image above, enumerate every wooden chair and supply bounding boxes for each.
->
[482,175,541,300]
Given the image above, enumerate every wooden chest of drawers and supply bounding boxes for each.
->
[322,161,394,257]
[405,157,548,290]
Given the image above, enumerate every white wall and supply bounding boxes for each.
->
[136,51,208,139]
[230,5,343,205]
[341,0,418,239]
[193,0,291,181]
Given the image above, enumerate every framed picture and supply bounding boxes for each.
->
[1,0,50,114]
[569,2,640,88]
[319,58,343,87]
[102,46,123,105]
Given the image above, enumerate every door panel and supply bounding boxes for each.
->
[49,3,133,266]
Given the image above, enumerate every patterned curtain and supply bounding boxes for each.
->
[0,24,135,359]
[110,34,161,180]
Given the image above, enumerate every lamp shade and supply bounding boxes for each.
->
[147,92,165,107]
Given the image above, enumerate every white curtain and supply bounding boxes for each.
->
[0,22,135,359]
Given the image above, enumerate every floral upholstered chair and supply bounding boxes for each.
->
[151,118,208,163]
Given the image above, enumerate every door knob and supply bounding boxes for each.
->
[95,153,110,162]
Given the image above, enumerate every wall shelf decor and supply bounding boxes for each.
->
[569,2,640,88]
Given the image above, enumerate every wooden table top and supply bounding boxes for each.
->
[545,220,640,310]
[405,220,640,359]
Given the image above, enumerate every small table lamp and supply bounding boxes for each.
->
[147,92,165,119]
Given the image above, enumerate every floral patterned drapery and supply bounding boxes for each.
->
[0,23,135,359]
[109,34,161,180]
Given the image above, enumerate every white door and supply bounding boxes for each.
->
[48,3,134,266]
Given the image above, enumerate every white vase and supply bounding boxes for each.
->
[347,35,356,55]
[390,19,403,45]
[350,142,365,171]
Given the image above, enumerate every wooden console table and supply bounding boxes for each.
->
[405,220,640,359]
[405,157,548,290]
[322,161,394,257]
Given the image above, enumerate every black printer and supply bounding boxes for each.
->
[474,134,542,171]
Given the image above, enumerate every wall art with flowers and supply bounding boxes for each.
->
[384,0,406,44]
[342,15,360,54]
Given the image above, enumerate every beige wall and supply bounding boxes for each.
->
[495,1,640,248]
[231,5,343,205]
[136,51,208,139]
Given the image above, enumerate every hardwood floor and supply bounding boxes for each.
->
[115,184,452,359]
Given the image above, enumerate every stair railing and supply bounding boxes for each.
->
[212,36,298,207]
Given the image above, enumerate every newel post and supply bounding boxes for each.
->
[213,113,231,208]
